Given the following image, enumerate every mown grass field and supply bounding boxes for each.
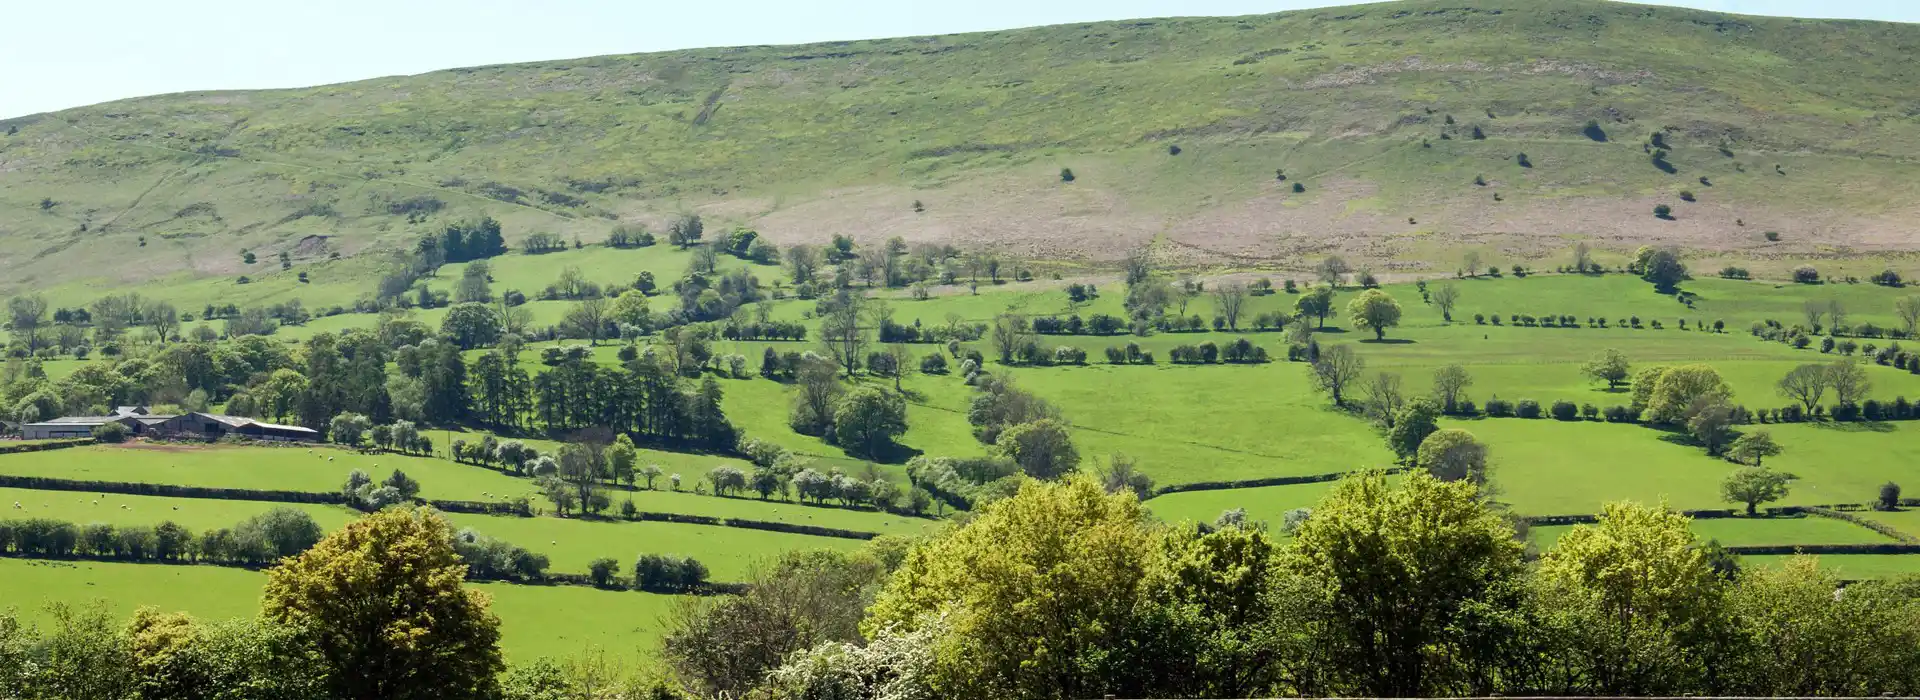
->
[0,558,676,662]
[1145,481,1334,529]
[1529,514,1896,550]
[0,486,360,531]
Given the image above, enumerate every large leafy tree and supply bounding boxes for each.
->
[1721,466,1793,515]
[1346,289,1403,340]
[995,418,1080,480]
[832,386,908,459]
[261,507,503,700]
[1582,348,1631,389]
[1284,472,1526,697]
[1642,364,1732,425]
[1415,429,1489,486]
[862,477,1179,699]
[1532,501,1729,695]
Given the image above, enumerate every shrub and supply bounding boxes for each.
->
[1793,266,1821,284]
[91,422,130,443]
[589,557,621,587]
[1550,400,1579,421]
[920,353,948,374]
[1581,403,1599,420]
[1602,405,1633,423]
[1881,482,1903,511]
[1654,204,1672,219]
[1485,398,1514,417]
[1515,399,1543,419]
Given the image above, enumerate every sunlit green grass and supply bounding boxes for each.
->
[0,558,677,662]
[1529,514,1894,550]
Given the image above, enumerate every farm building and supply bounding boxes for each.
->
[19,406,318,442]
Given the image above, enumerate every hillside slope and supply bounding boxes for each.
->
[4,0,1920,295]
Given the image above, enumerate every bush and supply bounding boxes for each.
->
[1793,266,1821,284]
[919,353,948,374]
[589,557,622,587]
[1550,400,1579,421]
[1485,398,1514,417]
[1515,399,1543,419]
[1602,405,1634,423]
[634,553,709,591]
[1881,482,1903,511]
[1653,204,1673,219]
[91,422,130,443]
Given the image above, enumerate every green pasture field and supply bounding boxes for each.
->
[1865,509,1920,539]
[0,558,674,662]
[1528,514,1894,550]
[439,512,861,582]
[0,444,542,503]
[1762,422,1920,508]
[1144,481,1335,530]
[0,442,931,534]
[1457,417,1920,516]
[0,486,359,531]
[1741,554,1920,580]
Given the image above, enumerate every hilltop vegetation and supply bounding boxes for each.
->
[6,0,1920,297]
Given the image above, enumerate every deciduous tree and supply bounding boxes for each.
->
[261,507,503,700]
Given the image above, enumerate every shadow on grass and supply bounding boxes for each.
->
[1359,338,1416,345]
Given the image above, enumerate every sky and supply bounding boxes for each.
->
[2,0,1915,119]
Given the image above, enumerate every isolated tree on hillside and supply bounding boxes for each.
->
[990,313,1032,365]
[1583,349,1632,390]
[1362,372,1406,426]
[1643,364,1732,425]
[1430,282,1460,322]
[1416,428,1489,486]
[561,298,609,345]
[833,386,908,459]
[1386,399,1442,462]
[1776,364,1829,412]
[1295,285,1336,329]
[1687,401,1738,456]
[1897,295,1920,337]
[1312,344,1365,406]
[1826,359,1871,408]
[668,214,704,247]
[820,296,868,376]
[1347,289,1403,340]
[1638,247,1688,293]
[996,419,1080,480]
[1722,467,1793,516]
[1727,431,1782,467]
[1212,281,1248,330]
[1431,364,1474,413]
[1316,256,1351,286]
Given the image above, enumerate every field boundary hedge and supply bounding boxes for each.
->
[0,552,750,594]
[1804,506,1920,545]
[0,439,95,454]
[1149,467,1409,498]
[624,511,879,540]
[0,475,349,505]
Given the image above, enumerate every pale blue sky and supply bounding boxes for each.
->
[2,0,1914,119]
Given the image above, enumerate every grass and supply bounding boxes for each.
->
[1145,481,1334,529]
[0,444,542,503]
[0,486,361,531]
[1741,554,1920,580]
[1865,508,1920,539]
[0,558,676,661]
[441,512,861,582]
[1529,513,1895,550]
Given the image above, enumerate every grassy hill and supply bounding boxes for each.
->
[5,0,1920,298]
